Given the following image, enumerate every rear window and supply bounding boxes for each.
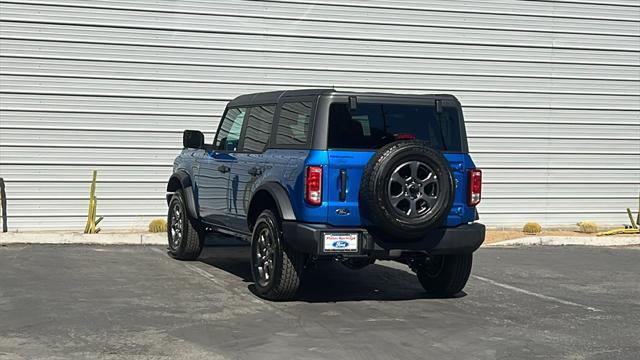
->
[328,102,463,151]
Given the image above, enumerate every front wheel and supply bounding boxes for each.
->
[416,254,473,296]
[167,189,204,260]
[250,210,303,300]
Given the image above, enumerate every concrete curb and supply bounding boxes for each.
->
[486,236,640,247]
[0,232,166,245]
[2,233,638,248]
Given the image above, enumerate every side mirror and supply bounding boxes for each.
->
[183,130,204,149]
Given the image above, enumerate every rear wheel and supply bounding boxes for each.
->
[416,254,472,296]
[167,189,204,260]
[250,210,304,300]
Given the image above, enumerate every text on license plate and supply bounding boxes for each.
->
[323,233,359,253]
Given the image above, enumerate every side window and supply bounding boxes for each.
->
[215,107,246,151]
[275,101,313,146]
[439,106,462,151]
[242,105,276,153]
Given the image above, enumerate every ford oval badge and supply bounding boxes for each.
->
[335,208,350,216]
[332,240,350,248]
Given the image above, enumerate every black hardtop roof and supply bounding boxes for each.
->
[227,88,459,107]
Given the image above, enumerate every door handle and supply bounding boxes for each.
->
[217,165,230,173]
[248,167,263,176]
[339,169,347,202]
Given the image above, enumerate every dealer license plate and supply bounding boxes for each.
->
[323,233,359,253]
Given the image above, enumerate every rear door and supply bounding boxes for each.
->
[224,104,277,233]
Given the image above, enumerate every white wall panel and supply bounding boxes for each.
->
[2,3,636,51]
[3,22,640,65]
[1,0,639,230]
[3,47,640,82]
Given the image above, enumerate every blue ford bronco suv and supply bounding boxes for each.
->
[166,89,485,300]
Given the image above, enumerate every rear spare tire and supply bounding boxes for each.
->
[360,140,454,239]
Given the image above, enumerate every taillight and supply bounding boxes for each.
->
[305,166,322,206]
[468,169,482,206]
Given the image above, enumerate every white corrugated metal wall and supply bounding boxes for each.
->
[0,0,639,230]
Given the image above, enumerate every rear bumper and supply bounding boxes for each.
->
[281,221,485,258]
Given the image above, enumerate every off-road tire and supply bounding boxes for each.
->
[167,189,204,260]
[250,210,304,301]
[360,140,455,239]
[416,254,473,296]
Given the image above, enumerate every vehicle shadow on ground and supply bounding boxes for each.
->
[198,246,466,302]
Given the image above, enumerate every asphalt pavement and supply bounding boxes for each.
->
[0,244,638,359]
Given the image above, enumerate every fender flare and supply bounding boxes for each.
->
[251,182,296,221]
[167,171,199,219]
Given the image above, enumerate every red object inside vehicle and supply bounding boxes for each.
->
[394,133,417,140]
